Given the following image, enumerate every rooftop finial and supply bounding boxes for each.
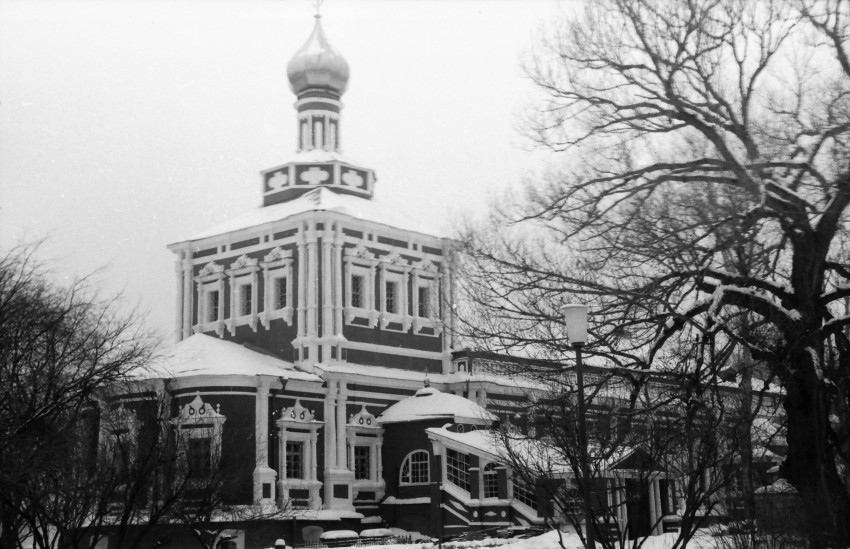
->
[313,0,323,18]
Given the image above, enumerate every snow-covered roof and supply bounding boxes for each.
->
[262,149,361,168]
[134,333,321,382]
[426,426,571,476]
[179,187,439,243]
[379,386,496,425]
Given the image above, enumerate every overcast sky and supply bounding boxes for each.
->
[0,0,560,342]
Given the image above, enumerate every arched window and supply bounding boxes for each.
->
[399,450,429,485]
[483,462,499,499]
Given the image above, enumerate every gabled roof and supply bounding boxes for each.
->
[176,187,439,243]
[133,333,321,382]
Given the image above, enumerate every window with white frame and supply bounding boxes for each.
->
[411,261,440,335]
[261,247,294,327]
[512,478,538,510]
[285,441,305,479]
[385,280,398,314]
[346,405,384,494]
[207,290,220,323]
[351,275,364,308]
[226,254,259,335]
[275,399,323,509]
[483,462,499,499]
[274,277,288,309]
[378,254,409,330]
[99,404,141,481]
[400,450,429,485]
[239,282,252,316]
[171,393,226,483]
[446,449,470,491]
[195,262,226,336]
[353,446,370,480]
[417,286,430,318]
[344,245,378,325]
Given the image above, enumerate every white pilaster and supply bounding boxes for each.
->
[306,224,319,360]
[182,255,193,340]
[253,377,276,504]
[333,230,344,338]
[321,224,333,359]
[174,256,184,343]
[336,382,347,468]
[297,228,308,339]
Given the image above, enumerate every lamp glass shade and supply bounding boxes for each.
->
[560,303,588,345]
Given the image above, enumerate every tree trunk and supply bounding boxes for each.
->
[0,503,19,549]
[737,361,756,534]
[783,364,850,549]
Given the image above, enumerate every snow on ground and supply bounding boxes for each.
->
[318,529,721,549]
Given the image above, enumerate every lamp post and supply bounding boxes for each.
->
[561,304,596,549]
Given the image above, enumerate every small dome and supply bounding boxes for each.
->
[379,386,496,425]
[287,16,350,96]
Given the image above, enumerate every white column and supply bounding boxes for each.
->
[373,442,381,481]
[174,257,184,342]
[183,255,193,339]
[648,479,659,535]
[305,436,312,479]
[310,432,318,480]
[336,382,347,468]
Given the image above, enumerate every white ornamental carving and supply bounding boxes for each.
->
[347,405,379,429]
[199,262,224,277]
[346,244,374,260]
[341,170,364,187]
[279,399,318,424]
[230,254,258,270]
[172,393,224,424]
[384,252,408,266]
[300,166,330,185]
[263,246,292,263]
[268,171,289,190]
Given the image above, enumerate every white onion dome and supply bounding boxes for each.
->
[378,385,496,425]
[287,15,350,96]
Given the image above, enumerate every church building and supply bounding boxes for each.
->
[113,14,546,548]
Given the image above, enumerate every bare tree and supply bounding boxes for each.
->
[0,244,156,549]
[457,1,850,546]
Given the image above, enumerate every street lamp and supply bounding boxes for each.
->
[560,304,596,549]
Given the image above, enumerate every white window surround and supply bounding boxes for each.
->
[195,262,226,337]
[482,462,500,499]
[399,449,430,486]
[226,255,260,335]
[412,260,441,336]
[261,247,294,328]
[344,245,378,326]
[276,400,323,510]
[378,253,410,331]
[346,405,385,501]
[99,403,141,473]
[171,393,226,484]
